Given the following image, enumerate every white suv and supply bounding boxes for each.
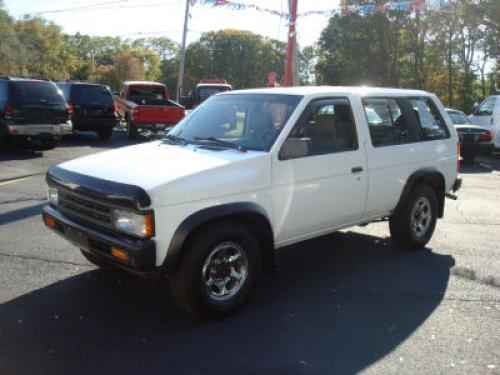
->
[43,87,461,319]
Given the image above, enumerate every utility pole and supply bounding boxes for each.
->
[176,0,190,101]
[284,0,298,86]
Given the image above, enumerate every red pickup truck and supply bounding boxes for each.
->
[120,81,185,138]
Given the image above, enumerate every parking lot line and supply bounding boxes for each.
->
[0,175,37,186]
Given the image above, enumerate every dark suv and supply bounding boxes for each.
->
[57,82,118,140]
[0,77,72,150]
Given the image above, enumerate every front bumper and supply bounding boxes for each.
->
[8,121,73,136]
[72,117,118,131]
[42,205,156,273]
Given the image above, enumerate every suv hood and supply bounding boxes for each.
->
[59,141,270,198]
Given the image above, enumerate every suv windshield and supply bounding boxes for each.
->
[168,93,303,151]
[9,81,66,105]
[71,84,114,105]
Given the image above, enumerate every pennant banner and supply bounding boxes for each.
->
[193,0,470,19]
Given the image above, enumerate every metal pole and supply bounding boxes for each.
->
[284,0,298,86]
[176,0,190,101]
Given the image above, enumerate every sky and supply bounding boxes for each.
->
[5,0,340,46]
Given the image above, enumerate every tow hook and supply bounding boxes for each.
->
[445,192,458,200]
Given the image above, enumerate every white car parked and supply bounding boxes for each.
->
[43,87,461,319]
[469,94,500,150]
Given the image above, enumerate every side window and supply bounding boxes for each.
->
[410,97,449,140]
[289,98,358,156]
[475,97,496,116]
[0,81,7,103]
[363,98,410,146]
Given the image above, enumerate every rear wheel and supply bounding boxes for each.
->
[126,117,137,139]
[461,150,476,163]
[389,183,438,251]
[38,137,58,150]
[169,221,261,320]
[97,127,113,140]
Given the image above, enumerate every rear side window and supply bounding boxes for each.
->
[363,98,411,146]
[9,81,66,104]
[71,85,114,105]
[289,98,358,156]
[410,98,449,140]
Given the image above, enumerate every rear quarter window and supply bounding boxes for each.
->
[410,97,449,140]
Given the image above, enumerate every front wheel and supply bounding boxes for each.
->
[169,221,261,319]
[126,118,137,139]
[389,183,438,251]
[38,137,59,150]
[97,127,113,140]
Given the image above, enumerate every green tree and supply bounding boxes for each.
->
[181,29,286,91]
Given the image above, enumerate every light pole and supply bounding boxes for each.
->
[284,0,298,86]
[176,0,190,101]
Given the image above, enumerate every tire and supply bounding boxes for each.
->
[461,150,476,163]
[97,127,113,140]
[80,249,114,269]
[169,220,262,320]
[389,183,438,251]
[126,117,137,139]
[38,137,58,150]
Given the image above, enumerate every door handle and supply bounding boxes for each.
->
[351,166,363,174]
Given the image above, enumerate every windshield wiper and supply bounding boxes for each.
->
[194,136,246,152]
[163,134,188,145]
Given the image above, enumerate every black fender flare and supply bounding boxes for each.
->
[394,168,446,218]
[163,202,275,274]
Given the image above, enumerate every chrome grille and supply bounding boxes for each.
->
[57,189,113,228]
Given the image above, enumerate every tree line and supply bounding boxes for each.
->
[0,0,498,112]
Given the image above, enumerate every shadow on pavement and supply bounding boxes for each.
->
[0,147,44,162]
[0,203,45,225]
[0,231,454,375]
[460,153,500,174]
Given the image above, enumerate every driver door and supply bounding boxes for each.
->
[272,98,368,244]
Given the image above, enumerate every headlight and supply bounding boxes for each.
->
[113,209,154,238]
[47,187,58,205]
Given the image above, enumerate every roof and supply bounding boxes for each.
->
[0,76,49,82]
[224,86,431,97]
[56,81,102,86]
[124,80,166,86]
[196,83,232,89]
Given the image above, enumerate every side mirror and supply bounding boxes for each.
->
[279,137,310,160]
[472,103,479,114]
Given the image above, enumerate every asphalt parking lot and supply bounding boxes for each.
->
[0,130,499,375]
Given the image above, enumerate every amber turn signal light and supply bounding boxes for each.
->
[144,213,154,238]
[111,247,129,263]
[44,214,56,228]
